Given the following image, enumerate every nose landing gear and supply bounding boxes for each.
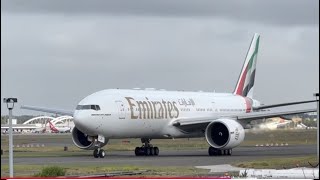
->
[135,138,159,156]
[93,148,106,158]
[93,135,107,158]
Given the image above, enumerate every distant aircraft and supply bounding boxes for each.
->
[48,121,71,133]
[32,127,46,133]
[22,33,317,158]
[259,118,292,130]
[1,124,40,133]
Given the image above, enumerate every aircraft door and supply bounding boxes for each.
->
[115,101,126,119]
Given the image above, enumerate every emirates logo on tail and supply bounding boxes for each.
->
[234,33,260,99]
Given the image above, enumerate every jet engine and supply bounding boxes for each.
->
[71,127,108,150]
[205,119,245,149]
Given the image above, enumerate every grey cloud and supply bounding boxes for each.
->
[1,0,318,26]
[1,2,319,115]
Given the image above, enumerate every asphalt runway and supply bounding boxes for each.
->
[1,145,316,167]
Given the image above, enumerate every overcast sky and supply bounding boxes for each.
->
[1,0,319,116]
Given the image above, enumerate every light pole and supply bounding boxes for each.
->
[314,93,319,160]
[3,98,18,178]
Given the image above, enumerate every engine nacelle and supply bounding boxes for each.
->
[205,119,245,149]
[72,127,108,150]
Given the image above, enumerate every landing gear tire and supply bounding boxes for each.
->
[149,147,154,156]
[135,146,159,156]
[135,138,159,156]
[208,147,232,156]
[99,149,106,158]
[153,147,159,156]
[93,149,106,158]
[93,149,99,158]
[145,147,151,156]
[135,147,140,156]
[135,147,146,156]
[208,147,218,156]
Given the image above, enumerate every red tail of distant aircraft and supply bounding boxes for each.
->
[48,121,71,133]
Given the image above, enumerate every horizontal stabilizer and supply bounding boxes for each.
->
[21,105,74,116]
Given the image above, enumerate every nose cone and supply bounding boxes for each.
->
[73,110,90,134]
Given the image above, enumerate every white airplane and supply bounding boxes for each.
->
[30,126,46,133]
[258,119,291,130]
[48,121,71,133]
[21,33,317,158]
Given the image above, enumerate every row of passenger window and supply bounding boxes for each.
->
[220,109,245,112]
[126,107,245,112]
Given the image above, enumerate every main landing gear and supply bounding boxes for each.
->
[208,147,232,156]
[93,148,106,158]
[135,138,159,156]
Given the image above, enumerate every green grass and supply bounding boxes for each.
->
[233,155,318,169]
[3,155,317,177]
[1,164,209,178]
[242,129,317,146]
[1,151,91,158]
[34,166,66,177]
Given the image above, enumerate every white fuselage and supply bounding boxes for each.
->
[73,89,257,139]
[53,126,71,132]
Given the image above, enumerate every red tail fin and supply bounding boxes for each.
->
[49,121,58,132]
[234,33,260,99]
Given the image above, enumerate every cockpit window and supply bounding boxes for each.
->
[76,104,100,111]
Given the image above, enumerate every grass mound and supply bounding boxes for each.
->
[34,166,66,177]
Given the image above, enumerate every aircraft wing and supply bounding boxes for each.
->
[172,108,316,129]
[253,100,318,110]
[21,105,74,116]
[236,108,316,121]
[171,116,220,126]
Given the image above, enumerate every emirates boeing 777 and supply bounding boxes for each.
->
[22,33,317,158]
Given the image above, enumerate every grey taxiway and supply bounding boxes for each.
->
[1,145,316,166]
